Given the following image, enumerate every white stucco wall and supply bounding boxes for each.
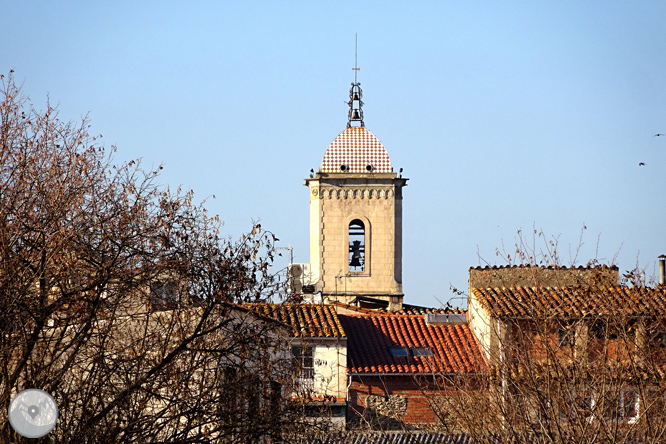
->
[313,339,347,400]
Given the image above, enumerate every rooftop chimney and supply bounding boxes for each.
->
[659,254,665,285]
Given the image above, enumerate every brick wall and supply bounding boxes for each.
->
[347,376,450,428]
[469,265,619,290]
[507,319,641,365]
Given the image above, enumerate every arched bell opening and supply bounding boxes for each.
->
[348,219,366,272]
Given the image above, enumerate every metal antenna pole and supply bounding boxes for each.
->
[276,245,293,264]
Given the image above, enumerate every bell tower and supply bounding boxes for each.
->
[304,68,408,310]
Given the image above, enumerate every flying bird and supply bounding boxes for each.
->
[639,162,645,166]
[654,134,665,137]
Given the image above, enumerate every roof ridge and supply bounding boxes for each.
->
[469,264,618,270]
[472,284,664,291]
[473,285,666,319]
[342,313,433,318]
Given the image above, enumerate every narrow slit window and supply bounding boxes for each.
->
[348,219,365,272]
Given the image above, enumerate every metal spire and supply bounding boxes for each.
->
[347,33,364,128]
[354,33,359,83]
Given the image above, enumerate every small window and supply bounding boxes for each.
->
[269,381,282,421]
[150,281,178,308]
[558,326,575,347]
[292,345,314,379]
[622,390,639,421]
[412,347,433,357]
[591,320,616,340]
[348,219,365,272]
[591,320,635,340]
[650,321,666,348]
[330,405,346,417]
[388,347,410,357]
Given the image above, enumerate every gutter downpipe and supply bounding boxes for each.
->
[499,318,506,430]
[346,374,353,425]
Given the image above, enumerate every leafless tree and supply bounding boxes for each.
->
[0,72,336,443]
[431,230,666,443]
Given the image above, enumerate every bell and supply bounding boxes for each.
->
[352,93,360,101]
[349,240,363,267]
[352,110,360,120]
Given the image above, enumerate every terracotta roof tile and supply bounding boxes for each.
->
[339,314,485,375]
[473,286,666,319]
[301,431,475,444]
[245,304,346,338]
[320,127,392,173]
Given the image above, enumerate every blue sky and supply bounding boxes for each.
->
[2,1,665,307]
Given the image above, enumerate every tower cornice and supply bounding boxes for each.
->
[305,173,407,184]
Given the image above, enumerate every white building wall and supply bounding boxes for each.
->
[313,340,347,400]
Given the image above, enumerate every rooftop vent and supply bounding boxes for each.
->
[425,313,466,326]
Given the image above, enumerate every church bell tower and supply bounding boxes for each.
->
[304,74,408,310]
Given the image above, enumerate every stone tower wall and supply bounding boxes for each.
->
[307,174,406,300]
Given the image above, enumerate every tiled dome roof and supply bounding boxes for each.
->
[320,127,392,173]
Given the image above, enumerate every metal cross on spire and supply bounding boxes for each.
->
[347,33,364,128]
[353,33,360,83]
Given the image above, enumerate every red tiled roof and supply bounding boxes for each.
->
[339,314,485,375]
[472,286,666,319]
[245,304,346,338]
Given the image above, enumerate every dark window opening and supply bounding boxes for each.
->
[150,281,178,309]
[558,325,575,347]
[303,404,346,418]
[623,390,639,419]
[388,347,410,357]
[220,367,239,428]
[591,320,636,340]
[349,219,365,272]
[389,346,434,357]
[651,323,666,348]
